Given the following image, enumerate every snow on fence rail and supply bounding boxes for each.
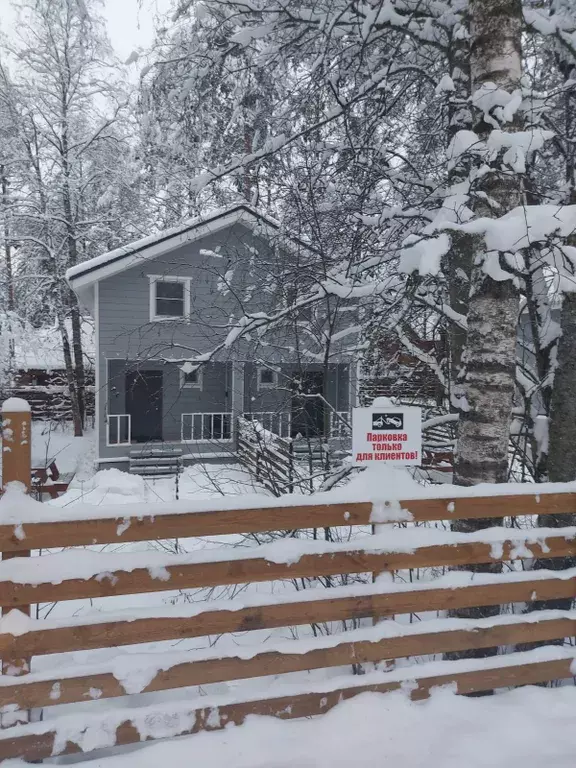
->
[2,403,576,760]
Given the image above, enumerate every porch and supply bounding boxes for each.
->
[101,360,353,467]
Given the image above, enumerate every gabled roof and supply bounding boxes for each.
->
[66,204,308,295]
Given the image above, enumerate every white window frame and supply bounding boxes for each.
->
[258,366,278,389]
[149,275,191,322]
[181,412,234,443]
[180,366,203,390]
[107,414,131,446]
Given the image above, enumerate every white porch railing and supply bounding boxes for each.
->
[242,411,292,438]
[329,411,351,438]
[107,414,131,446]
[181,412,233,442]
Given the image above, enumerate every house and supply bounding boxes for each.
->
[67,205,357,470]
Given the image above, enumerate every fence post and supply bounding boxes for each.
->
[1,397,32,726]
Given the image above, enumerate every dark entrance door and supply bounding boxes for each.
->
[125,370,163,443]
[291,372,325,438]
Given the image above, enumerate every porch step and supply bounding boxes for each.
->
[291,439,328,466]
[128,465,180,477]
[129,447,183,477]
[130,456,182,467]
[129,448,183,459]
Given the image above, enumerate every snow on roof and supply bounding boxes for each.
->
[66,204,305,290]
[9,320,95,371]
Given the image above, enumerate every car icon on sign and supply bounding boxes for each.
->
[372,413,404,430]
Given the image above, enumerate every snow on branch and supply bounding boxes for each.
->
[453,204,576,249]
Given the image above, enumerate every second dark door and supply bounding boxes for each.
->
[126,370,163,443]
[291,372,325,438]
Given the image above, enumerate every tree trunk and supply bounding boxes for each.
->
[444,32,474,399]
[527,81,576,615]
[1,169,15,314]
[454,276,519,489]
[69,293,86,426]
[529,292,576,607]
[60,90,86,431]
[57,305,83,437]
[454,0,523,483]
[0,168,15,373]
[447,232,473,393]
[448,0,523,663]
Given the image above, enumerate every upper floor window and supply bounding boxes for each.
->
[258,366,278,389]
[149,276,190,321]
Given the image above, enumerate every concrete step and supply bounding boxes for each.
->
[129,447,183,477]
[129,448,183,458]
[129,465,181,477]
[130,456,182,467]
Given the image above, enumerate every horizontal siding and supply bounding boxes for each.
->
[243,363,351,413]
[98,224,274,358]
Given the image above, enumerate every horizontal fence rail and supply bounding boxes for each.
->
[2,527,576,607]
[1,649,576,763]
[2,569,575,658]
[1,612,574,713]
[2,491,575,553]
[2,484,576,761]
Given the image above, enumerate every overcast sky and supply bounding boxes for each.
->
[103,0,172,59]
[0,0,173,60]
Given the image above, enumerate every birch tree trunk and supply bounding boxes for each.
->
[444,33,474,398]
[448,0,523,661]
[453,0,523,487]
[0,167,15,373]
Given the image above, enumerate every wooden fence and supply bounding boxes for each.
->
[237,415,295,494]
[1,403,576,761]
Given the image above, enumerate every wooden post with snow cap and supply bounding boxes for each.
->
[1,397,32,725]
[2,397,32,491]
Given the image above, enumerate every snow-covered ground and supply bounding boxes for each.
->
[7,685,576,768]
[58,462,264,506]
[8,421,96,481]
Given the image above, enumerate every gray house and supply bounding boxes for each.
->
[67,205,357,470]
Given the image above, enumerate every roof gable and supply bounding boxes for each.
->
[66,205,306,292]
